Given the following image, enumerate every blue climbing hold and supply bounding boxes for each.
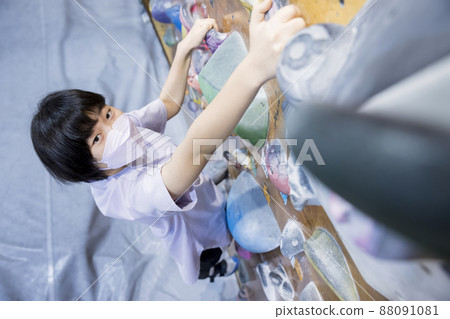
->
[226,171,281,253]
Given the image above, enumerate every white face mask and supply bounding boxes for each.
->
[97,113,173,171]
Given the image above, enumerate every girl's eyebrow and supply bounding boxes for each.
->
[93,106,108,121]
[101,105,111,118]
[98,105,107,115]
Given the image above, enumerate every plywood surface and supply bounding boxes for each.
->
[144,0,384,301]
[292,0,367,26]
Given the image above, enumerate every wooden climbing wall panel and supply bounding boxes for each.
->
[198,0,383,301]
[145,0,385,301]
[291,0,367,26]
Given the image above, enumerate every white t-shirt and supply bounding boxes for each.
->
[89,99,231,284]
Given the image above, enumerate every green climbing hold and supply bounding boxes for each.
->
[198,31,269,145]
[304,228,360,301]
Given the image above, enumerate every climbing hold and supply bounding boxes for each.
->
[300,282,323,301]
[227,171,281,253]
[205,29,228,53]
[287,156,315,211]
[265,139,290,195]
[280,219,305,258]
[304,228,360,301]
[199,32,269,145]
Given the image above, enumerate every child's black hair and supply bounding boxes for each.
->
[31,89,108,183]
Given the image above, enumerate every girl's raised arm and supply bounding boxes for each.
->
[162,0,305,199]
[159,19,218,120]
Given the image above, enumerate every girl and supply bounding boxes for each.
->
[31,0,305,284]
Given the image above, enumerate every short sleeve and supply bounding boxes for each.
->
[130,168,198,218]
[90,167,198,222]
[127,98,167,133]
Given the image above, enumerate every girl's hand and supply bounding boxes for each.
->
[247,0,305,82]
[180,18,219,52]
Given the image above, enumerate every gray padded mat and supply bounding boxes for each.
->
[0,0,237,300]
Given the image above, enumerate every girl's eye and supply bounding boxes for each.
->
[106,109,112,119]
[93,134,101,145]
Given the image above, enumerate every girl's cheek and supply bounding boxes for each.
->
[91,147,103,161]
[97,148,104,161]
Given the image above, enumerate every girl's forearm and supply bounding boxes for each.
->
[163,56,266,198]
[186,56,265,151]
[159,41,192,119]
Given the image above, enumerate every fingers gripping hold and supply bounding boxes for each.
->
[270,4,302,25]
[283,16,306,36]
[250,0,273,25]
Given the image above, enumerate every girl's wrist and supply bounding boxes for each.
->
[240,55,273,86]
[176,39,194,57]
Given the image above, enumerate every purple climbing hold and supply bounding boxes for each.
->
[205,29,228,53]
[191,48,211,74]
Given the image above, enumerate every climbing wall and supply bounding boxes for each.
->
[144,0,388,301]
[197,0,385,301]
[291,0,367,26]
